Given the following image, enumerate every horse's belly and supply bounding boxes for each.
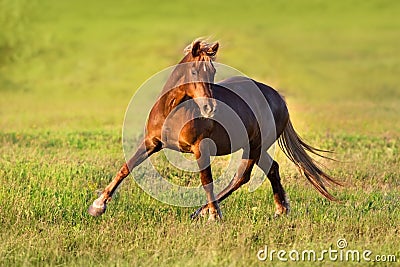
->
[160,110,244,155]
[208,121,244,155]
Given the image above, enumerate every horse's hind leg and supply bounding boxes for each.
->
[215,158,256,202]
[88,138,161,217]
[257,153,290,216]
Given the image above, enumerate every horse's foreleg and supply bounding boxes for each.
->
[257,153,290,217]
[191,157,256,220]
[88,138,161,217]
[194,146,222,221]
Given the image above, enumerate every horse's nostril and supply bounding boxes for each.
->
[204,104,212,113]
[201,103,215,117]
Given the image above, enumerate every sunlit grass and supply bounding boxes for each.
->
[0,130,398,266]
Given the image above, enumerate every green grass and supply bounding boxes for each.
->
[1,0,399,266]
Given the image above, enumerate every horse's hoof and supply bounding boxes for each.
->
[274,207,289,218]
[191,203,222,222]
[207,212,223,222]
[88,200,106,217]
[190,205,206,220]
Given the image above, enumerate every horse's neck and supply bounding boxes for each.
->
[161,66,185,94]
[158,66,187,115]
[157,86,184,117]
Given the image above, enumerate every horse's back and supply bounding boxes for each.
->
[251,79,289,137]
[215,76,288,138]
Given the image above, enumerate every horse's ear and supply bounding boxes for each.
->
[191,40,202,57]
[210,42,219,55]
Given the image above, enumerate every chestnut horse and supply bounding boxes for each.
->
[88,40,340,220]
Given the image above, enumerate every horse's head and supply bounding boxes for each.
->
[163,39,219,118]
[183,40,218,118]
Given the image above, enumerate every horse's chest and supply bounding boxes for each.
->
[160,110,208,152]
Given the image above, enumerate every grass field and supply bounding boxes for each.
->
[1,0,399,266]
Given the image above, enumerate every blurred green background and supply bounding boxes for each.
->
[1,0,399,266]
[1,0,399,134]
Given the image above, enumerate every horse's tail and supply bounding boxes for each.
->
[277,118,341,201]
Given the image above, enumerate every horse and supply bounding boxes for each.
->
[88,39,341,221]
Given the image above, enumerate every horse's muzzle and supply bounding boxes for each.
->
[201,103,216,118]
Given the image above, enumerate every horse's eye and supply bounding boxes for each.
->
[191,70,197,75]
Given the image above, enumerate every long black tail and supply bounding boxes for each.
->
[278,118,341,201]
